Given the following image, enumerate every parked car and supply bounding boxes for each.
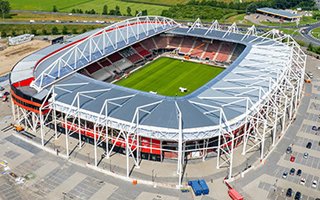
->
[290,155,296,162]
[282,172,288,179]
[300,178,306,185]
[312,180,318,188]
[296,169,302,176]
[303,152,309,159]
[0,86,4,91]
[286,188,292,197]
[295,191,301,200]
[312,126,318,131]
[286,146,292,154]
[306,142,312,149]
[290,168,295,175]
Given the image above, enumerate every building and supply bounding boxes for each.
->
[10,17,306,187]
[257,7,302,21]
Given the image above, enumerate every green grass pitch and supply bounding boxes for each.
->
[115,57,224,96]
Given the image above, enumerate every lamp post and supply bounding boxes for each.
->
[151,169,154,182]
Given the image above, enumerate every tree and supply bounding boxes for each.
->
[82,28,87,33]
[51,26,59,35]
[102,5,108,15]
[85,9,96,14]
[1,31,6,38]
[52,5,58,12]
[31,29,37,35]
[62,26,68,34]
[141,9,148,16]
[72,28,77,34]
[42,29,48,35]
[308,43,314,51]
[0,0,11,20]
[126,6,132,16]
[115,5,121,15]
[11,30,16,36]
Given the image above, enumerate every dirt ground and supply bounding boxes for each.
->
[0,40,50,75]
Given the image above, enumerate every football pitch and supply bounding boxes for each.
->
[115,57,224,96]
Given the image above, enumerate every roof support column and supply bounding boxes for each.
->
[52,88,58,140]
[11,98,16,122]
[242,99,250,155]
[77,96,82,149]
[272,107,278,146]
[64,115,69,159]
[126,130,130,177]
[94,125,98,167]
[228,135,234,180]
[260,119,267,161]
[40,112,44,146]
[176,102,183,188]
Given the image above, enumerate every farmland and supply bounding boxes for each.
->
[9,0,169,15]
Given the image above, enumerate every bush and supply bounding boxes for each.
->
[72,28,78,34]
[51,26,59,35]
[62,26,68,34]
[42,29,48,35]
[1,31,7,37]
[307,43,320,54]
[31,29,37,35]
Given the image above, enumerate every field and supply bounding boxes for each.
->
[9,0,168,15]
[115,57,224,96]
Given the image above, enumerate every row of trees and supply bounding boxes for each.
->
[0,26,88,37]
[186,0,316,12]
[59,5,148,17]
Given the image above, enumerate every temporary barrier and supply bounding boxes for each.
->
[198,179,209,195]
[188,180,202,196]
[228,188,244,200]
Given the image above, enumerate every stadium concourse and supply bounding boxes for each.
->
[9,16,306,188]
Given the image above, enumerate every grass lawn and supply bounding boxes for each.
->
[222,13,254,25]
[311,27,320,39]
[9,0,168,15]
[115,57,224,96]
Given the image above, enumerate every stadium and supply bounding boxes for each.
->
[9,16,306,186]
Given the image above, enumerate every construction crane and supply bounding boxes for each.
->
[184,43,205,60]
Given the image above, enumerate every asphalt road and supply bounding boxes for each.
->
[300,21,320,46]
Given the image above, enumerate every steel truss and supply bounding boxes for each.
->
[31,16,178,92]
[12,22,306,188]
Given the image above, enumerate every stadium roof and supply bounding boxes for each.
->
[257,7,302,19]
[10,17,295,141]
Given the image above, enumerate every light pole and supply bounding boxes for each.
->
[151,169,154,182]
[109,159,112,172]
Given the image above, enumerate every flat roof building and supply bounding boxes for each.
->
[257,7,302,21]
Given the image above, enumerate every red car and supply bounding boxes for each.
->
[290,155,295,162]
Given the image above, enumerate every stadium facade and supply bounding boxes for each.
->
[10,16,306,186]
